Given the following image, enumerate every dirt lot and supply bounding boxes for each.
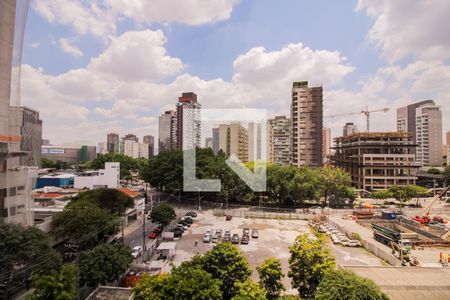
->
[170,210,384,293]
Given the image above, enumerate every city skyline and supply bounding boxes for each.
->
[19,1,450,145]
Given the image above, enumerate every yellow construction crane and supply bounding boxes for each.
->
[324,107,390,132]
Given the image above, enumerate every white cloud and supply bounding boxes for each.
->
[59,38,83,57]
[357,0,450,62]
[30,42,40,48]
[107,0,240,25]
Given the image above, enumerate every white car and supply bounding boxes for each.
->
[347,240,362,247]
[177,224,189,231]
[203,234,211,243]
[131,246,143,258]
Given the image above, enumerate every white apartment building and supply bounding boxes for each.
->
[123,140,149,159]
[74,162,120,189]
[415,103,443,167]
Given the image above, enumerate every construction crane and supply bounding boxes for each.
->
[324,107,390,132]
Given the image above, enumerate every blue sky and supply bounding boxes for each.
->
[20,0,450,145]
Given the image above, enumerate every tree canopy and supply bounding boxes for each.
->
[314,269,388,300]
[257,257,285,300]
[288,234,335,298]
[149,204,176,226]
[88,153,142,179]
[79,244,132,286]
[231,279,267,300]
[444,165,450,186]
[50,199,118,246]
[0,224,61,277]
[27,264,78,300]
[74,188,134,215]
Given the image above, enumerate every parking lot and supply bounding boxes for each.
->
[170,210,384,293]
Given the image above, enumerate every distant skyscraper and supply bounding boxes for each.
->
[143,135,154,157]
[446,131,450,145]
[107,133,119,153]
[323,127,331,160]
[269,116,291,166]
[212,128,219,154]
[123,133,138,142]
[205,137,213,149]
[98,142,108,154]
[343,122,358,136]
[415,102,443,167]
[176,92,201,150]
[291,81,323,167]
[219,123,249,162]
[159,110,177,152]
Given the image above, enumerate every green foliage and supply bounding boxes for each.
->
[231,279,267,300]
[51,199,118,245]
[427,168,442,175]
[444,165,450,186]
[387,185,428,207]
[314,269,388,300]
[0,224,61,276]
[75,188,134,215]
[257,257,285,300]
[27,264,78,300]
[288,234,336,299]
[316,166,356,208]
[41,157,55,168]
[133,273,171,300]
[371,189,392,200]
[79,244,132,286]
[88,153,141,179]
[140,150,183,192]
[197,242,252,299]
[149,204,176,226]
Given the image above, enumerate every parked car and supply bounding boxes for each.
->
[131,246,143,258]
[206,229,212,235]
[176,224,188,231]
[243,228,250,235]
[211,235,219,243]
[172,228,183,238]
[251,229,259,238]
[226,215,232,221]
[148,230,158,239]
[225,230,231,235]
[347,240,362,247]
[215,229,223,236]
[223,234,231,242]
[186,211,197,218]
[178,220,191,227]
[241,235,249,244]
[180,217,193,224]
[231,234,240,244]
[203,234,211,243]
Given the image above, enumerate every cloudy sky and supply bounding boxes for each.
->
[21,0,450,146]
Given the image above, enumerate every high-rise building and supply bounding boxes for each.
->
[205,137,213,149]
[123,140,148,159]
[1,0,36,226]
[269,116,291,166]
[343,122,358,136]
[291,81,323,167]
[415,102,443,167]
[9,106,42,167]
[333,132,419,190]
[98,142,107,154]
[159,110,177,152]
[176,92,201,150]
[248,122,272,162]
[123,133,138,142]
[446,131,450,145]
[397,100,434,151]
[212,128,219,154]
[143,135,154,157]
[219,123,249,162]
[42,144,96,164]
[323,127,331,161]
[107,133,119,153]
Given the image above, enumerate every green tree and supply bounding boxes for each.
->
[75,188,134,215]
[55,160,69,170]
[0,224,61,276]
[314,269,388,300]
[140,150,183,193]
[27,264,78,300]
[371,190,392,205]
[443,165,450,186]
[232,279,267,300]
[388,185,427,208]
[79,244,132,286]
[198,242,252,299]
[51,199,118,246]
[316,167,355,208]
[257,257,285,300]
[427,168,442,175]
[149,204,176,227]
[41,157,55,168]
[288,234,335,298]
[133,273,171,300]
[89,153,140,179]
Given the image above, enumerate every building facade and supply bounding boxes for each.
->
[218,123,249,162]
[123,133,138,142]
[74,162,120,189]
[333,132,419,191]
[41,145,96,164]
[143,135,154,157]
[212,127,219,154]
[323,127,331,161]
[107,133,119,153]
[205,137,213,149]
[158,110,177,152]
[175,92,201,150]
[343,122,358,136]
[415,102,443,167]
[248,122,272,162]
[291,81,323,167]
[269,116,291,166]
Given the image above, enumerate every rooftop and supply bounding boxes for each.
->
[86,286,133,300]
[119,187,142,198]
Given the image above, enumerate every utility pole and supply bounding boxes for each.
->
[142,211,146,262]
[121,218,125,244]
[226,191,229,216]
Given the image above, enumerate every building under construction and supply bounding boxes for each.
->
[332,132,419,191]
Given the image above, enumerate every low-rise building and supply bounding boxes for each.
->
[41,144,96,165]
[35,173,75,189]
[119,187,145,226]
[74,162,120,189]
[333,132,419,191]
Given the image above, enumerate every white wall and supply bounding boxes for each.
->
[74,162,120,189]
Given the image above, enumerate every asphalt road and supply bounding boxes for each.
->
[123,217,158,249]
